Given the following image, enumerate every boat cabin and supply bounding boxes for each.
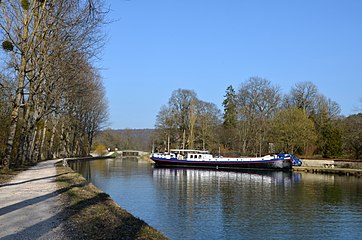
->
[170,149,213,161]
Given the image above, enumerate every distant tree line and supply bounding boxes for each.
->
[154,77,362,159]
[0,0,108,169]
[93,129,154,152]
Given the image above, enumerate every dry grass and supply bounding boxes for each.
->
[55,163,168,240]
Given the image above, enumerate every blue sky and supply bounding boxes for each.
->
[100,0,362,129]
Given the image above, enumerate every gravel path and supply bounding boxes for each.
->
[0,159,68,240]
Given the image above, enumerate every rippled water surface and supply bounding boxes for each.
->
[70,158,362,240]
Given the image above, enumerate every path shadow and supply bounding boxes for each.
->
[0,182,88,216]
[1,190,150,240]
[0,172,71,188]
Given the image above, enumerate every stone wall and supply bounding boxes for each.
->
[334,160,362,169]
[301,159,362,169]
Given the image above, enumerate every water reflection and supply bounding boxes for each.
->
[69,158,362,240]
[151,168,299,239]
[153,168,295,212]
[153,167,294,186]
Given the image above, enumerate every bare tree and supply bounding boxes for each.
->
[0,73,14,163]
[286,81,318,115]
[195,100,221,151]
[0,0,107,168]
[236,77,281,156]
[155,89,221,151]
[313,94,341,128]
[154,104,179,151]
[167,89,198,148]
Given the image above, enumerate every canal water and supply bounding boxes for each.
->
[70,157,362,240]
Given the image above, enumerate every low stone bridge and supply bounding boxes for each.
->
[115,150,150,157]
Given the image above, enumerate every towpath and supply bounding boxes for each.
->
[0,159,67,240]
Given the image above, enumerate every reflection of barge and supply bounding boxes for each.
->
[150,149,293,170]
[153,167,294,187]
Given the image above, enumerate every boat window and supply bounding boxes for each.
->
[190,155,193,159]
[198,155,202,159]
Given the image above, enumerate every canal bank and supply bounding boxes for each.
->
[55,161,168,240]
[293,159,362,177]
[293,166,362,176]
[0,158,168,240]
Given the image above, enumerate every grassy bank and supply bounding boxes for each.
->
[55,163,168,240]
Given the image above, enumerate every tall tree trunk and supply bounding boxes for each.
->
[40,119,48,160]
[29,127,38,163]
[49,118,58,159]
[3,8,31,169]
[4,73,28,167]
[189,99,196,149]
[32,126,43,162]
[18,101,35,165]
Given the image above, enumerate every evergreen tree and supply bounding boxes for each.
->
[222,85,238,151]
[342,114,362,159]
[319,123,342,158]
[222,85,237,129]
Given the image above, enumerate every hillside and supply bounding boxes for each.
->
[93,129,155,152]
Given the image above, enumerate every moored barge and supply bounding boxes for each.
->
[150,149,295,170]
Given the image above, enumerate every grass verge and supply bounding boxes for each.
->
[55,163,168,240]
